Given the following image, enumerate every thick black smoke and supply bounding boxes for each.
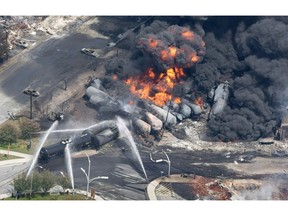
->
[105,17,288,141]
[136,21,206,71]
[207,17,288,141]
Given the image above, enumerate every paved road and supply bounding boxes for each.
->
[0,150,33,198]
[0,32,108,124]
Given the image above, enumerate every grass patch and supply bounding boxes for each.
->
[0,137,39,155]
[0,153,20,161]
[0,117,41,155]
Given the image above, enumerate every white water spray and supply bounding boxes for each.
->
[116,116,148,180]
[65,144,74,190]
[36,122,108,134]
[26,121,59,178]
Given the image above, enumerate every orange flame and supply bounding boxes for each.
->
[182,30,194,41]
[149,38,159,48]
[148,68,155,79]
[169,47,177,58]
[192,55,200,63]
[190,52,200,63]
[174,97,181,104]
[125,67,185,107]
[161,46,178,60]
[195,97,205,110]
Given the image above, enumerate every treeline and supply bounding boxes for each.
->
[0,117,41,147]
[12,171,71,198]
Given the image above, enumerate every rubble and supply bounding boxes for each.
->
[0,16,89,59]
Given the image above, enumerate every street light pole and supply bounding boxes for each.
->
[86,152,91,198]
[163,151,171,177]
[150,151,171,177]
[90,176,109,183]
[81,152,91,198]
[80,152,108,199]
[81,167,89,198]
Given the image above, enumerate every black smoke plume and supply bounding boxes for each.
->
[105,17,288,141]
[136,21,206,71]
[207,17,288,141]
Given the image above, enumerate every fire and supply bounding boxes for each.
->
[174,97,181,104]
[161,45,201,64]
[125,67,185,107]
[149,38,159,48]
[191,55,200,63]
[127,27,206,107]
[161,46,178,60]
[148,68,155,79]
[195,97,205,110]
[182,30,194,41]
[112,74,118,80]
[169,47,177,58]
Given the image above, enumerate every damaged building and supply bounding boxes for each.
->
[276,116,288,141]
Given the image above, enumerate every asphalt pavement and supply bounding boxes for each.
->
[0,149,167,200]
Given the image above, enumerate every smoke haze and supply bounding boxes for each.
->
[105,17,288,141]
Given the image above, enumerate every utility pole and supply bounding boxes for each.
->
[23,88,40,119]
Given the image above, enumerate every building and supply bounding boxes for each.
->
[277,116,288,141]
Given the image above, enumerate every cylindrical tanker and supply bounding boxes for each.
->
[38,120,119,164]
[38,141,68,163]
[91,127,119,149]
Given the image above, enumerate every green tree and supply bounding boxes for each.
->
[12,173,30,196]
[30,172,42,194]
[40,171,55,193]
[0,123,20,145]
[56,173,71,192]
[19,117,41,139]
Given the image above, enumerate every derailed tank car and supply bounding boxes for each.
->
[38,140,69,164]
[71,132,92,150]
[38,120,119,164]
[83,126,119,149]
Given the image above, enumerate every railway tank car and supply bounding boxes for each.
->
[83,122,118,149]
[38,140,70,163]
[38,120,119,164]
